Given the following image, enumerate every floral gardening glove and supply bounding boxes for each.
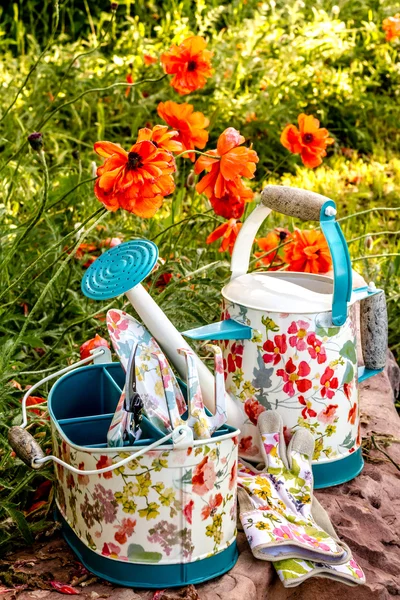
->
[237,410,350,563]
[274,556,365,587]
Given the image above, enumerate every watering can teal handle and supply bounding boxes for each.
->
[230,185,352,326]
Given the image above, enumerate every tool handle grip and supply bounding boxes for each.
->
[8,426,45,469]
[261,185,332,221]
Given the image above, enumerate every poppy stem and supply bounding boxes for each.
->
[175,149,218,160]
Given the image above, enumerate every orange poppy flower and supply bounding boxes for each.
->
[143,54,158,65]
[280,114,334,169]
[206,218,242,254]
[284,229,332,274]
[209,182,253,219]
[157,101,209,161]
[94,140,175,217]
[195,127,258,200]
[382,14,400,41]
[137,125,183,154]
[161,36,213,95]
[255,228,290,269]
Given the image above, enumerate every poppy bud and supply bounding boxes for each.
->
[110,2,118,10]
[364,235,374,251]
[186,170,195,187]
[72,149,80,160]
[28,132,43,152]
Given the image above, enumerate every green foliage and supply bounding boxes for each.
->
[0,0,399,554]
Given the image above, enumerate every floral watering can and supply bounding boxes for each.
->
[183,185,388,488]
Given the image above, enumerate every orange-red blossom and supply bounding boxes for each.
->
[195,127,258,219]
[382,14,400,41]
[161,36,213,95]
[157,101,209,162]
[281,114,334,169]
[206,219,242,255]
[94,137,177,218]
[284,229,332,274]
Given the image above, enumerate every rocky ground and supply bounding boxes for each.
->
[1,352,399,600]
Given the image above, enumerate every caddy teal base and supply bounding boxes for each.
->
[56,510,238,588]
[312,447,364,489]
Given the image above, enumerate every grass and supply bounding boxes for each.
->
[0,0,399,555]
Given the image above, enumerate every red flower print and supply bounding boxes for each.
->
[102,542,120,558]
[183,500,194,524]
[306,332,327,364]
[107,310,129,340]
[114,518,136,544]
[244,398,266,425]
[96,455,113,479]
[348,403,357,425]
[226,342,244,372]
[277,358,312,397]
[288,320,310,351]
[229,461,237,490]
[77,462,89,486]
[318,404,338,424]
[320,367,339,399]
[201,493,223,520]
[343,381,353,400]
[192,456,216,495]
[238,435,259,456]
[283,426,293,446]
[298,396,317,419]
[262,334,287,365]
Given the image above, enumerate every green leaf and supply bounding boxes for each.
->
[3,504,34,545]
[20,335,44,348]
[316,326,340,338]
[291,457,300,477]
[342,361,354,384]
[339,340,357,364]
[127,544,162,563]
[261,316,279,332]
[275,558,310,576]
[340,432,355,449]
[303,525,330,539]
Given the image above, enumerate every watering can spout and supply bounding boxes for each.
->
[182,319,253,341]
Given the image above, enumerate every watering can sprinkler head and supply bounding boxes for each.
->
[81,239,158,300]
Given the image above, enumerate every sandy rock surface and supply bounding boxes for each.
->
[1,353,399,600]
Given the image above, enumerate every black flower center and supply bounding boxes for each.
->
[127,151,143,170]
[187,60,197,72]
[303,133,314,143]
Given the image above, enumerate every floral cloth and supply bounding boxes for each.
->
[222,300,360,462]
[237,430,347,562]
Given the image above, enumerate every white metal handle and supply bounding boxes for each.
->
[20,348,110,428]
[230,203,272,280]
[33,426,193,474]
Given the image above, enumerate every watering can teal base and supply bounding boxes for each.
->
[312,448,364,489]
[56,509,238,588]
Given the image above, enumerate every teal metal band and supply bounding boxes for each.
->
[313,447,364,489]
[56,509,238,588]
[320,201,352,326]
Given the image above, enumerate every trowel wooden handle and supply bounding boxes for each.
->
[261,185,331,221]
[360,290,388,370]
[8,426,45,469]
